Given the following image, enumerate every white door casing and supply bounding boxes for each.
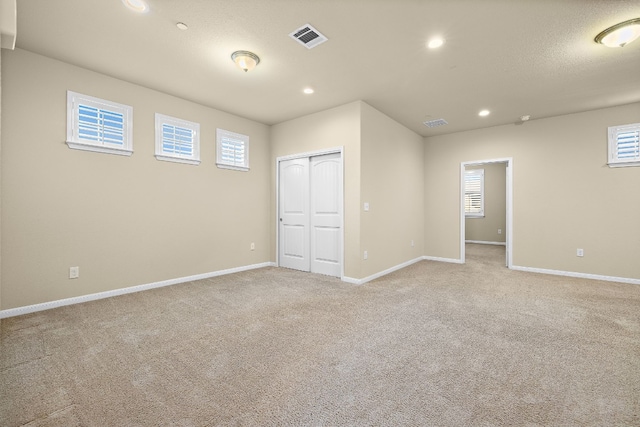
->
[460,157,513,268]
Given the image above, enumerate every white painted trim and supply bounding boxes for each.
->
[66,91,134,156]
[277,146,344,162]
[342,257,424,285]
[154,113,200,165]
[511,265,640,286]
[465,240,506,246]
[461,158,513,269]
[0,262,276,319]
[422,256,464,264]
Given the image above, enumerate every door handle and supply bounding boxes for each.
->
[279,218,283,222]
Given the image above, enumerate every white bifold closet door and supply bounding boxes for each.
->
[279,153,342,277]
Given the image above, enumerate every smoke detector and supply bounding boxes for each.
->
[289,24,328,49]
[424,118,449,128]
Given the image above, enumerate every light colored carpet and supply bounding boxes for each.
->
[1,244,639,426]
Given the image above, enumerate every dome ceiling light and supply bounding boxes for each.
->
[595,18,640,47]
[122,0,149,13]
[231,51,260,72]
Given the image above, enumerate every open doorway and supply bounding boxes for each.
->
[460,158,513,268]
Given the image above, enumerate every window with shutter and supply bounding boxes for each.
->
[608,123,640,167]
[155,114,200,165]
[465,169,484,217]
[216,128,249,171]
[66,91,133,156]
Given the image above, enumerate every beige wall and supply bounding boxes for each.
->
[425,102,640,280]
[465,163,506,243]
[270,101,361,278]
[270,101,424,280]
[0,44,3,310]
[1,49,271,309]
[360,102,424,277]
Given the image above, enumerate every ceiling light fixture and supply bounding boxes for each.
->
[176,22,188,30]
[520,115,531,122]
[428,37,445,49]
[595,18,640,47]
[231,51,260,72]
[478,109,490,117]
[122,0,149,13]
[303,88,314,94]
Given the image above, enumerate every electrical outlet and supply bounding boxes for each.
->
[577,248,584,257]
[498,229,502,235]
[69,266,79,279]
[250,242,255,251]
[364,250,368,260]
[411,240,414,247]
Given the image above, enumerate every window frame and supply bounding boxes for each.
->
[216,128,250,171]
[66,91,133,156]
[464,168,485,218]
[154,113,201,165]
[608,123,640,168]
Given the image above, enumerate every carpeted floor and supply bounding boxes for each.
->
[1,244,639,426]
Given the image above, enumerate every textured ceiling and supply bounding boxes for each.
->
[13,0,640,136]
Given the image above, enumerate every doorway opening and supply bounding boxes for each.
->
[460,158,513,268]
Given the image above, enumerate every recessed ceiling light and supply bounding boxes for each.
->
[478,109,490,117]
[595,18,640,47]
[427,37,445,49]
[122,0,149,13]
[176,22,188,30]
[303,88,314,94]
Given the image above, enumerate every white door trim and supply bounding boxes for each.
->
[460,157,513,268]
[276,147,344,279]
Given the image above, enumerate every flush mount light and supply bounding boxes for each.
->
[176,22,188,30]
[122,0,149,13]
[231,51,260,72]
[520,115,531,122]
[303,87,314,94]
[428,37,445,49]
[595,18,640,47]
[478,109,490,117]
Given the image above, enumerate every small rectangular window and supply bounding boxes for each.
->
[608,123,640,167]
[66,91,133,156]
[155,113,200,165]
[465,169,484,217]
[216,128,249,171]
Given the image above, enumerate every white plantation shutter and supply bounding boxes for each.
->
[465,169,484,217]
[78,104,124,145]
[155,114,200,165]
[608,123,640,167]
[216,129,249,171]
[162,124,193,156]
[66,91,133,156]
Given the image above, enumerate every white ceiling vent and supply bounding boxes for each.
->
[424,119,448,128]
[289,24,328,49]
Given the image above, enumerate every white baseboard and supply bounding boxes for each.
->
[422,255,464,264]
[0,262,276,319]
[465,240,506,246]
[511,265,640,286]
[342,257,424,285]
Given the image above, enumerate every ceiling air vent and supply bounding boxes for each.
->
[424,119,448,128]
[289,24,328,49]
